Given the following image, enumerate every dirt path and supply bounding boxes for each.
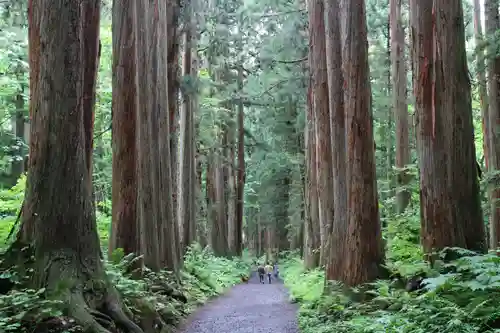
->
[178,272,299,333]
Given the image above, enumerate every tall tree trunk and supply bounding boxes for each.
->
[235,66,245,256]
[110,0,139,257]
[324,0,347,282]
[20,0,41,243]
[411,0,485,255]
[216,145,229,256]
[157,0,180,271]
[135,0,160,270]
[309,0,332,264]
[18,1,142,331]
[342,0,384,286]
[167,0,182,264]
[226,116,237,255]
[391,0,411,214]
[179,4,196,252]
[474,0,490,171]
[210,147,229,256]
[485,0,500,248]
[191,47,200,250]
[207,154,218,250]
[304,83,320,269]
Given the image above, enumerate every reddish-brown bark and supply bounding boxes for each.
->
[485,0,500,248]
[19,1,142,331]
[21,0,41,243]
[110,0,139,256]
[309,0,333,265]
[324,0,346,282]
[411,0,485,255]
[342,0,384,286]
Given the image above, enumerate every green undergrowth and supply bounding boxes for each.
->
[0,243,252,332]
[282,212,500,333]
[0,178,253,332]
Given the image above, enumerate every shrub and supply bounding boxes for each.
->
[0,242,252,332]
[282,249,500,333]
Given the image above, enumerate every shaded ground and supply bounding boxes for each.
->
[178,272,299,333]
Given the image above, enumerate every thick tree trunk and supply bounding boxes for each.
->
[166,0,182,263]
[20,1,142,332]
[411,0,485,255]
[485,0,500,248]
[110,0,139,257]
[342,0,384,286]
[157,0,180,271]
[309,0,332,265]
[135,0,160,271]
[179,6,196,252]
[390,0,411,214]
[324,0,347,282]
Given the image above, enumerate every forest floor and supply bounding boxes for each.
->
[177,272,299,333]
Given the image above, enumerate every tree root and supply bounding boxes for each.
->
[35,250,146,333]
[66,289,144,333]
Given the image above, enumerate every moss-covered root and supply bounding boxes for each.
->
[104,289,144,333]
[38,251,144,333]
[66,288,144,333]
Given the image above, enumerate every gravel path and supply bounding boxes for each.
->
[178,272,299,333]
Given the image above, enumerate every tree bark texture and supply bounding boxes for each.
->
[309,0,332,265]
[485,0,500,248]
[410,0,485,255]
[133,0,180,271]
[179,1,196,252]
[110,0,139,257]
[157,0,181,271]
[390,0,411,214]
[22,1,142,332]
[21,0,41,243]
[324,0,347,282]
[166,0,182,264]
[341,0,384,286]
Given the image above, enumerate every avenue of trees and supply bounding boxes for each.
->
[0,0,500,331]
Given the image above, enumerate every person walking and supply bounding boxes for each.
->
[257,263,265,284]
[265,262,273,284]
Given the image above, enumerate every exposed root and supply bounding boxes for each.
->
[36,250,146,333]
[104,290,144,333]
[65,287,147,333]
[67,291,113,333]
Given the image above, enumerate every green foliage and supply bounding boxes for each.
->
[282,248,500,333]
[0,288,64,332]
[0,243,252,332]
[0,174,24,217]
